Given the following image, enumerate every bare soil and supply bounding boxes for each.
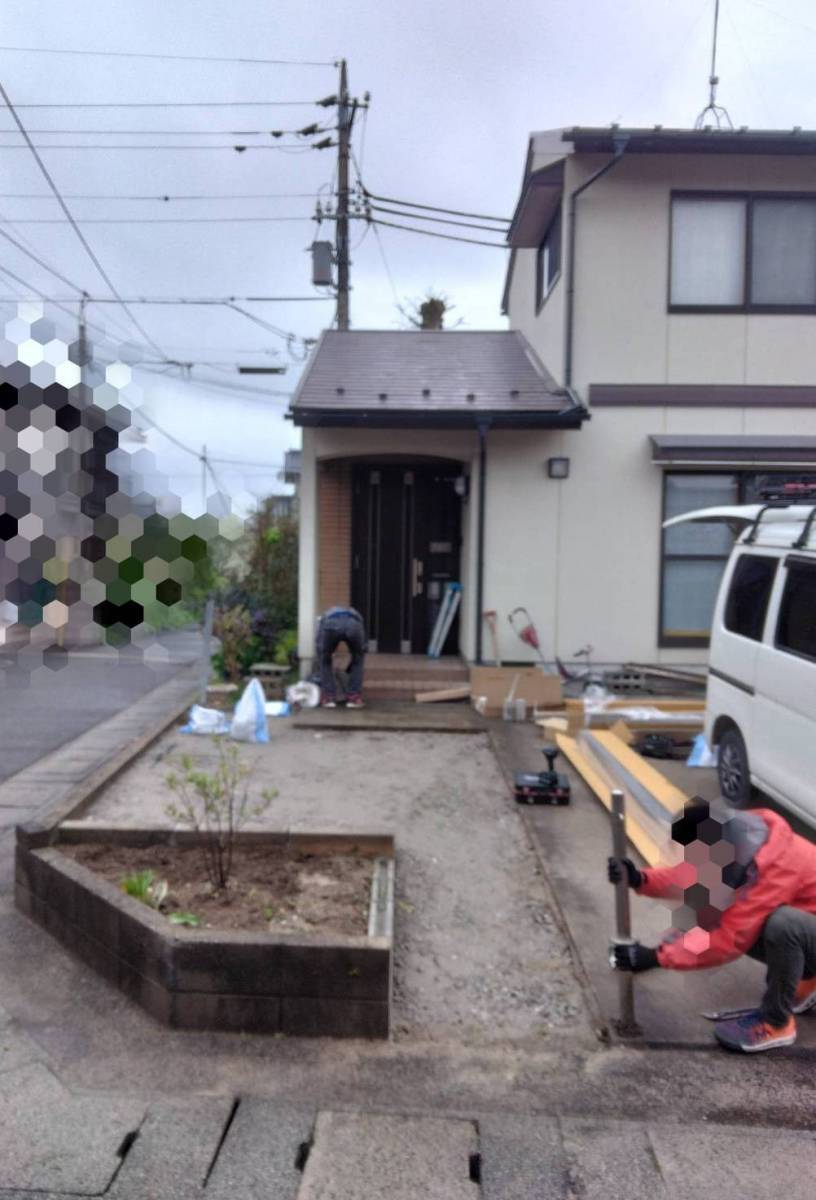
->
[62,842,372,936]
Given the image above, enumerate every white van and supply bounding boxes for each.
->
[664,495,816,827]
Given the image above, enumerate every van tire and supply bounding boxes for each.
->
[718,728,752,807]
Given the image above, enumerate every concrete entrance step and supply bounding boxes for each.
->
[298,1111,479,1200]
[358,654,469,701]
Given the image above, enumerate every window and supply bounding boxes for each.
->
[670,194,816,310]
[536,205,562,309]
[776,561,816,662]
[724,554,777,641]
[661,474,738,644]
[671,198,745,306]
[660,470,816,646]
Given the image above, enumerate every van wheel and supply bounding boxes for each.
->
[718,728,751,807]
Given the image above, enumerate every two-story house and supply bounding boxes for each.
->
[290,126,816,672]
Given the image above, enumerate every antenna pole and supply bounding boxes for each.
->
[695,0,733,130]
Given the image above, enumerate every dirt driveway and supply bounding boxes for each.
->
[78,724,593,1048]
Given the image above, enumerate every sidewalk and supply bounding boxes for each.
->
[1,696,815,1198]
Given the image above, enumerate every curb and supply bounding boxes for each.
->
[13,666,199,849]
[486,724,611,1046]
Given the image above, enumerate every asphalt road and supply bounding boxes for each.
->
[0,629,203,785]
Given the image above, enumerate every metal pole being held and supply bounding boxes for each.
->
[609,787,642,1037]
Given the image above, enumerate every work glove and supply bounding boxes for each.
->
[607,856,642,890]
[612,942,659,973]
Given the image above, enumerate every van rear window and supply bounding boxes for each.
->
[724,554,777,641]
[776,561,816,662]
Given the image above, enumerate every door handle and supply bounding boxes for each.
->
[412,558,424,597]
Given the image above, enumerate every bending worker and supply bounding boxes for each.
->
[609,797,816,1052]
[315,605,367,709]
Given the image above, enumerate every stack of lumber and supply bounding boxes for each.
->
[556,727,688,868]
[536,697,704,740]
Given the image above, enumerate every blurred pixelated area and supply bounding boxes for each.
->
[0,302,238,676]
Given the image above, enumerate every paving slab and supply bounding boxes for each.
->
[298,1110,479,1200]
[478,1113,566,1199]
[0,1062,144,1195]
[0,1001,47,1075]
[560,1117,667,1199]
[204,1097,314,1200]
[108,1095,236,1199]
[649,1121,816,1200]
[491,721,816,1050]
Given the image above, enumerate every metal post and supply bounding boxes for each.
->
[198,595,215,703]
[610,787,641,1036]
[336,60,351,330]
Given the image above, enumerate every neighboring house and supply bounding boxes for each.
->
[291,125,816,670]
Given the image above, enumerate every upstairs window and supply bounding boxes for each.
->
[536,205,562,310]
[670,194,816,310]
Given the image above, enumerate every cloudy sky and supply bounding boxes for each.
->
[1,0,814,513]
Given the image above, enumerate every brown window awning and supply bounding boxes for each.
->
[650,434,816,466]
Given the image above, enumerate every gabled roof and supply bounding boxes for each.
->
[289,330,586,429]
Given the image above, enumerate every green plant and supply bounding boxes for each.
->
[213,605,254,682]
[169,911,201,927]
[120,869,168,910]
[165,740,276,891]
[273,628,298,667]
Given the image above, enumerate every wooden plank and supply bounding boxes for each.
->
[414,685,470,704]
[590,731,688,816]
[556,733,664,866]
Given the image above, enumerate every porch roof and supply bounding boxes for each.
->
[288,330,586,429]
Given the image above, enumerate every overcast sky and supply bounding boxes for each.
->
[1,0,815,513]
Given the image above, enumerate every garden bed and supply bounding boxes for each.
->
[15,827,394,1038]
[61,842,372,936]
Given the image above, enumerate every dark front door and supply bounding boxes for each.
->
[351,462,462,654]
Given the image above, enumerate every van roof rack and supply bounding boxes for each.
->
[745,484,816,546]
[757,481,816,503]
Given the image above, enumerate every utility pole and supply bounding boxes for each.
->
[336,59,352,330]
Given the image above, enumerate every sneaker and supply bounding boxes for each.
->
[321,698,337,709]
[714,1008,797,1053]
[345,694,365,709]
[792,976,816,1015]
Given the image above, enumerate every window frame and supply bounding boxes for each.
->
[668,190,816,315]
[723,552,778,643]
[774,557,816,665]
[535,204,562,313]
[658,470,816,647]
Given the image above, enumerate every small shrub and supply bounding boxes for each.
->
[120,869,168,910]
[273,628,298,667]
[213,605,254,682]
[165,740,276,891]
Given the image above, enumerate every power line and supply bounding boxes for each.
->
[0,224,90,294]
[4,215,320,224]
[0,125,336,136]
[0,80,168,358]
[0,45,337,67]
[361,187,509,224]
[368,202,512,234]
[370,217,507,249]
[0,141,332,151]
[10,100,324,109]
[0,191,325,200]
[371,222,401,308]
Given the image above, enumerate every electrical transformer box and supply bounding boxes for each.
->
[311,241,334,287]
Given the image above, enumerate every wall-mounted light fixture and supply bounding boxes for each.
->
[547,456,570,480]
[453,474,469,498]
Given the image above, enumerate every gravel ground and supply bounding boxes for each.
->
[78,723,593,1047]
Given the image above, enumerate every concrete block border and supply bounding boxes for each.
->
[15,827,395,1039]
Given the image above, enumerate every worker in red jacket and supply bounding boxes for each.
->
[609,798,816,1052]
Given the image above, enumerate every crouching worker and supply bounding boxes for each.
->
[315,606,367,709]
[609,797,816,1052]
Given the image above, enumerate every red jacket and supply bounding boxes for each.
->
[637,809,816,970]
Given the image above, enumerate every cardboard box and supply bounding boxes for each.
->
[470,667,562,719]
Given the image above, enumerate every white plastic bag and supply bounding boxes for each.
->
[230,678,269,743]
[180,704,231,736]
